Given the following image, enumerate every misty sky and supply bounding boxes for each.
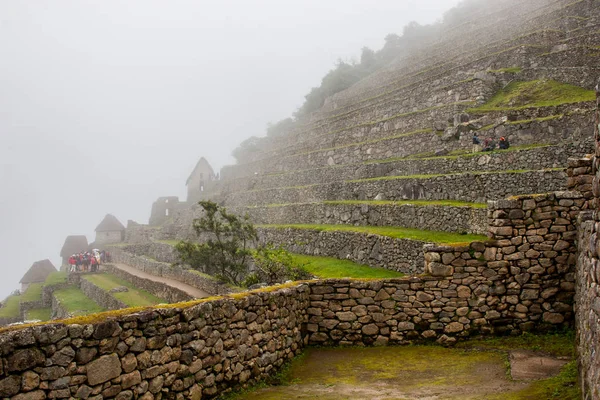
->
[0,0,461,299]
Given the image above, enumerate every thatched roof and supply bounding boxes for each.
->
[20,260,56,284]
[95,214,125,232]
[186,157,215,185]
[60,235,88,258]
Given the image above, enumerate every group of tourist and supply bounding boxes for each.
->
[68,250,110,273]
[472,133,510,153]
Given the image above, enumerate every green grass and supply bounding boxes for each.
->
[346,168,563,184]
[365,143,553,164]
[255,200,487,209]
[21,283,43,303]
[45,271,67,286]
[323,200,487,208]
[457,331,575,358]
[258,224,487,244]
[292,128,432,158]
[25,308,52,321]
[83,274,165,307]
[53,286,105,316]
[0,295,22,318]
[156,239,180,246]
[468,79,594,113]
[290,254,404,279]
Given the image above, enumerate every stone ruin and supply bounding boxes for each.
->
[2,0,600,398]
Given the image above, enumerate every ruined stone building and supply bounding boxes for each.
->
[19,259,56,292]
[186,157,216,203]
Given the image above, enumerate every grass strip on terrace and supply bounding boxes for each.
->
[290,254,404,279]
[323,199,488,208]
[253,200,486,209]
[45,271,67,286]
[53,286,105,316]
[346,168,564,184]
[290,128,433,158]
[467,80,595,113]
[25,308,52,322]
[0,295,21,318]
[21,283,43,303]
[84,273,166,307]
[257,224,487,244]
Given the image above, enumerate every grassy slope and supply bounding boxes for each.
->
[53,286,105,316]
[25,308,52,321]
[469,79,594,112]
[83,274,165,307]
[0,295,21,318]
[259,224,487,244]
[21,283,43,303]
[291,254,404,279]
[45,271,67,286]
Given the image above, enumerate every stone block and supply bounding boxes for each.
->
[86,353,122,386]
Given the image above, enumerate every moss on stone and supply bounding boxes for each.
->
[257,224,487,244]
[468,80,595,113]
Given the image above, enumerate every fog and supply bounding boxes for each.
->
[0,0,460,299]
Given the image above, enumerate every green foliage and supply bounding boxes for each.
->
[0,295,21,318]
[469,79,595,112]
[251,245,311,285]
[21,283,43,302]
[175,201,258,286]
[258,224,487,244]
[45,271,67,286]
[25,308,51,321]
[53,286,104,316]
[83,274,166,307]
[290,254,404,279]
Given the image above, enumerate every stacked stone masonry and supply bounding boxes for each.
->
[574,77,600,399]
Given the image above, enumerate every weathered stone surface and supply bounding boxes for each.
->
[86,354,122,386]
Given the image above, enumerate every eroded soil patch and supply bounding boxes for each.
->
[229,345,575,400]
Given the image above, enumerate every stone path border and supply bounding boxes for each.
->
[111,263,210,299]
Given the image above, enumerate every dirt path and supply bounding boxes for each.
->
[112,263,211,299]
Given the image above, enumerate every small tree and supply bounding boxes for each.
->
[174,201,257,286]
[175,201,308,287]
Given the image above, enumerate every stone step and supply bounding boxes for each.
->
[224,169,567,207]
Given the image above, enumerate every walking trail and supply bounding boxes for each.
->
[112,263,211,299]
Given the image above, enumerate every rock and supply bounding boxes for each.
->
[109,286,129,293]
[11,391,46,400]
[86,353,122,386]
[444,322,464,333]
[362,324,379,336]
[21,371,40,392]
[8,348,45,372]
[0,375,21,397]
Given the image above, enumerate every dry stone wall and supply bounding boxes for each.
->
[109,247,233,296]
[226,169,567,207]
[257,227,425,274]
[221,140,591,193]
[244,202,487,235]
[0,285,310,399]
[574,77,600,399]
